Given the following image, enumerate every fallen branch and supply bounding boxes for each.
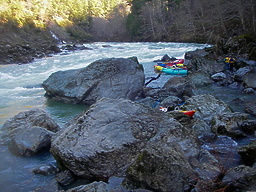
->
[144,73,162,86]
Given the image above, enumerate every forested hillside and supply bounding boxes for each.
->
[1,0,255,43]
[0,0,255,63]
[0,0,128,42]
[127,0,256,43]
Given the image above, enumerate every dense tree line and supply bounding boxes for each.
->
[0,0,255,43]
[0,0,128,42]
[127,0,256,43]
[0,0,125,26]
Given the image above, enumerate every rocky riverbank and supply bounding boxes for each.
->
[0,24,92,65]
[0,24,60,64]
[1,51,256,191]
[185,47,256,117]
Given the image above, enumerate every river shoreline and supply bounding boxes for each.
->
[0,42,255,191]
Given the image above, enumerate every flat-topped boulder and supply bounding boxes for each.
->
[42,57,145,104]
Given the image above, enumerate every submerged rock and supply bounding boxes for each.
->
[243,88,255,94]
[32,163,59,176]
[43,57,145,104]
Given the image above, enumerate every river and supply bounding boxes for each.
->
[0,42,253,192]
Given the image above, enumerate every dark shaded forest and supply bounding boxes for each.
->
[127,0,256,43]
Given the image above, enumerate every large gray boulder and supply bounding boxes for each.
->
[51,98,199,191]
[163,76,196,99]
[125,142,196,192]
[186,70,213,87]
[42,57,145,104]
[9,126,53,157]
[184,94,232,124]
[1,108,59,134]
[1,108,59,156]
[185,49,224,75]
[242,68,256,89]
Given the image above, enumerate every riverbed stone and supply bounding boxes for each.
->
[50,98,199,191]
[191,119,216,144]
[66,181,108,192]
[125,142,196,192]
[240,120,256,135]
[211,72,227,82]
[1,108,60,145]
[185,48,210,60]
[243,88,255,94]
[193,168,227,192]
[185,49,224,75]
[210,112,249,138]
[186,70,213,87]
[0,42,60,64]
[42,57,145,104]
[55,170,75,186]
[242,68,256,89]
[9,126,54,157]
[238,140,256,166]
[234,66,252,82]
[245,100,256,116]
[163,76,196,99]
[32,163,59,176]
[222,165,256,191]
[143,87,171,101]
[160,95,182,108]
[183,94,231,124]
